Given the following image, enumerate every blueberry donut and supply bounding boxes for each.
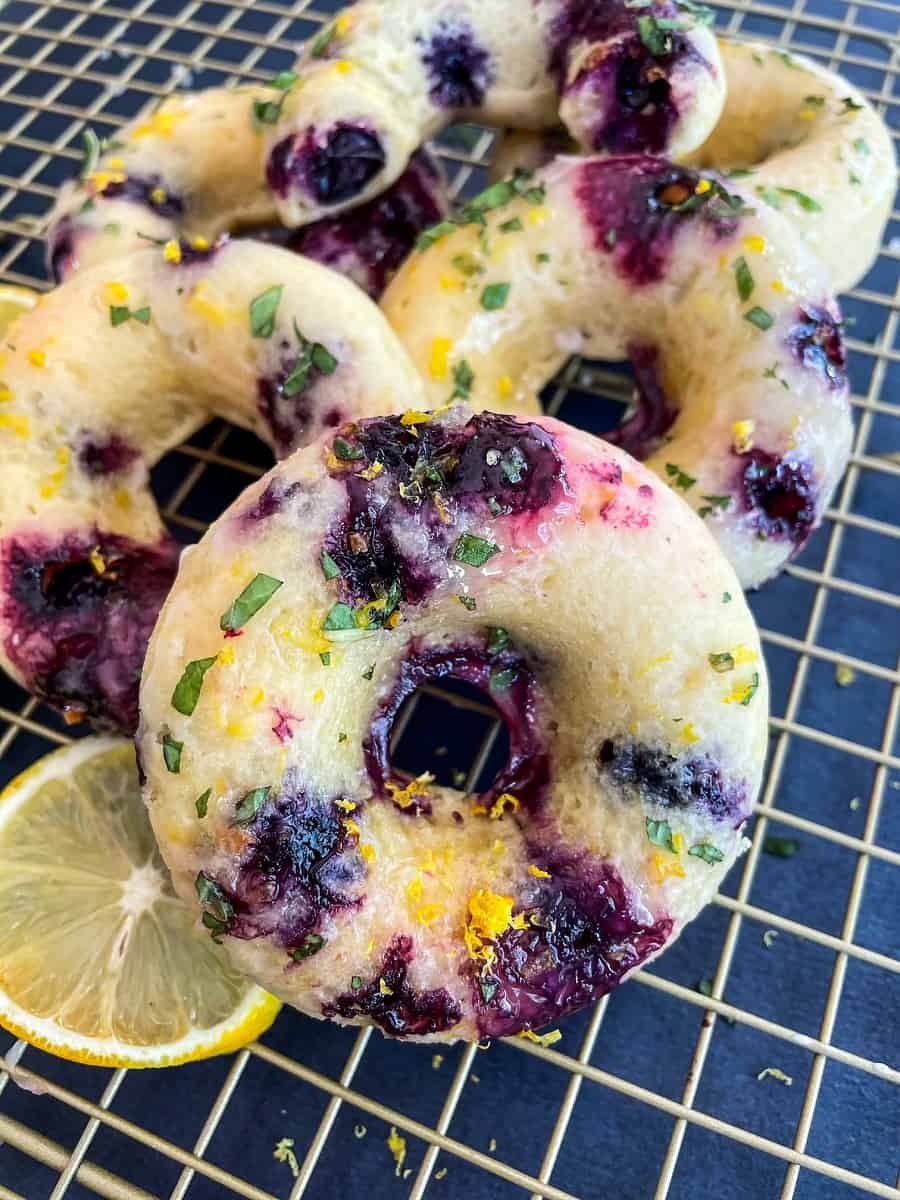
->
[381,156,853,588]
[493,41,896,294]
[47,87,447,299]
[0,241,424,729]
[138,405,767,1042]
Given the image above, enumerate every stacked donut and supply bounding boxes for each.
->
[0,0,893,1043]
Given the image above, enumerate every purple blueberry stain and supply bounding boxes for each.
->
[100,174,183,219]
[257,338,342,458]
[419,22,494,110]
[268,124,386,206]
[365,634,549,813]
[285,151,446,298]
[576,158,744,287]
[1,528,180,731]
[472,841,672,1038]
[739,449,818,546]
[210,773,361,949]
[76,433,140,478]
[323,934,462,1037]
[604,344,677,458]
[321,410,566,610]
[598,738,750,824]
[47,216,76,283]
[786,304,847,390]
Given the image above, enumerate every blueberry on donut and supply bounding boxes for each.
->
[381,155,853,587]
[138,405,767,1041]
[0,241,425,727]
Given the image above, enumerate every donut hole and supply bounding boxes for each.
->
[390,678,511,795]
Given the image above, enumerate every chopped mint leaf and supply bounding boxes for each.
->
[849,171,861,185]
[763,362,790,390]
[202,911,228,941]
[665,462,696,491]
[764,835,799,858]
[723,592,732,603]
[322,602,356,631]
[776,50,798,68]
[741,671,761,705]
[310,22,337,56]
[451,253,484,277]
[321,550,341,581]
[841,96,863,112]
[232,785,272,827]
[481,282,510,311]
[451,359,474,401]
[195,788,211,818]
[499,217,523,233]
[319,651,331,666]
[362,663,375,680]
[689,841,724,864]
[416,220,459,252]
[803,94,825,107]
[252,97,284,125]
[733,255,754,302]
[79,128,101,180]
[171,655,218,716]
[195,871,233,925]
[744,306,774,332]
[131,307,151,325]
[110,305,150,327]
[291,933,326,960]
[271,70,298,89]
[453,533,500,567]
[852,137,869,155]
[220,573,283,632]
[755,185,782,209]
[489,667,515,692]
[249,285,283,337]
[333,436,364,461]
[487,626,510,653]
[479,978,498,1003]
[458,594,477,610]
[646,816,676,852]
[709,651,736,673]
[536,252,551,263]
[162,733,183,774]
[726,168,755,179]
[351,975,362,990]
[338,731,348,743]
[775,187,822,213]
[698,494,732,519]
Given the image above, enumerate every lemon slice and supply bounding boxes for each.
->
[0,737,280,1067]
[0,283,39,336]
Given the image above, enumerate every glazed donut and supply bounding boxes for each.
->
[0,240,425,729]
[381,155,853,588]
[492,41,896,293]
[137,404,768,1042]
[48,87,447,299]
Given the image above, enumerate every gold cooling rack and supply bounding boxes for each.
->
[0,1,898,1198]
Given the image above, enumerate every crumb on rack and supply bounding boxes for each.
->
[273,1137,300,1178]
[388,1126,407,1176]
[756,1066,793,1086]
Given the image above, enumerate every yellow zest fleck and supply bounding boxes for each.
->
[27,349,46,369]
[335,12,354,35]
[358,460,383,482]
[226,719,253,739]
[407,875,423,905]
[132,109,183,140]
[385,609,401,630]
[489,792,519,820]
[717,253,727,270]
[496,375,513,400]
[628,719,639,735]
[113,488,132,511]
[56,446,70,465]
[724,678,757,705]
[400,409,431,426]
[432,492,452,525]
[770,279,786,294]
[651,852,686,883]
[518,1028,562,1047]
[192,235,210,251]
[333,59,354,75]
[273,1137,299,1179]
[0,412,30,438]
[335,798,357,812]
[528,205,549,226]
[312,688,324,703]
[528,864,551,879]
[799,109,817,122]
[680,722,700,745]
[439,273,462,292]
[695,179,712,195]
[188,282,226,326]
[150,186,168,206]
[89,169,126,193]
[491,839,507,858]
[835,663,856,687]
[464,888,515,963]
[429,337,453,381]
[432,1053,443,1070]
[88,547,106,575]
[386,771,434,809]
[163,239,182,264]
[106,156,125,170]
[343,817,361,837]
[379,978,394,997]
[387,1128,406,1177]
[638,652,672,677]
[672,832,686,856]
[732,419,755,455]
[360,842,376,864]
[366,938,374,955]
[218,645,235,666]
[733,644,758,666]
[104,281,129,306]
[250,687,266,707]
[471,803,488,817]
[743,235,766,254]
[276,613,331,658]
[416,903,446,926]
[0,387,11,404]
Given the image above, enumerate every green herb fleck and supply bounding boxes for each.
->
[487,627,510,653]
[744,306,774,332]
[362,663,375,680]
[195,872,233,939]
[416,220,460,252]
[733,256,754,302]
[536,252,551,263]
[849,171,861,185]
[451,359,475,401]
[604,228,618,248]
[79,128,101,180]
[458,594,477,610]
[689,841,724,864]
[763,362,790,390]
[755,185,782,210]
[479,978,498,1003]
[709,651,736,673]
[319,651,331,666]
[271,69,298,89]
[321,550,341,581]
[338,731,348,743]
[489,668,515,692]
[481,282,510,311]
[283,321,339,397]
[646,817,676,853]
[803,94,825,107]
[453,533,500,567]
[723,591,732,603]
[322,602,355,631]
[776,187,822,213]
[249,285,283,338]
[171,655,218,716]
[195,788,211,819]
[852,137,869,155]
[220,573,283,632]
[697,977,714,997]
[840,96,863,113]
[763,835,799,858]
[776,50,798,68]
[310,21,337,56]
[665,462,696,491]
[698,494,732,519]
[232,785,272,827]
[162,733,182,774]
[741,671,761,705]
[351,975,363,990]
[451,253,484,277]
[110,305,151,327]
[333,436,364,461]
[726,168,755,179]
[499,217,523,233]
[252,97,285,125]
[291,933,326,960]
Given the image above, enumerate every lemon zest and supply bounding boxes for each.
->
[429,337,453,381]
[528,864,551,879]
[651,852,686,883]
[518,1028,562,1047]
[415,903,446,926]
[406,875,423,905]
[104,281,129,305]
[273,1138,299,1179]
[695,179,712,195]
[387,1127,406,1176]
[150,186,168,206]
[163,239,182,264]
[680,722,700,745]
[386,771,434,809]
[489,792,519,820]
[743,235,766,254]
[360,842,376,864]
[732,419,755,454]
[465,888,515,963]
[0,412,30,437]
[400,409,431,426]
[27,349,46,368]
[334,799,356,812]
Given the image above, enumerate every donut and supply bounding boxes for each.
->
[381,155,853,588]
[492,41,896,293]
[137,404,767,1042]
[47,87,448,299]
[0,240,424,729]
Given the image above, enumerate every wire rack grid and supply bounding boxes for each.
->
[0,0,897,1197]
